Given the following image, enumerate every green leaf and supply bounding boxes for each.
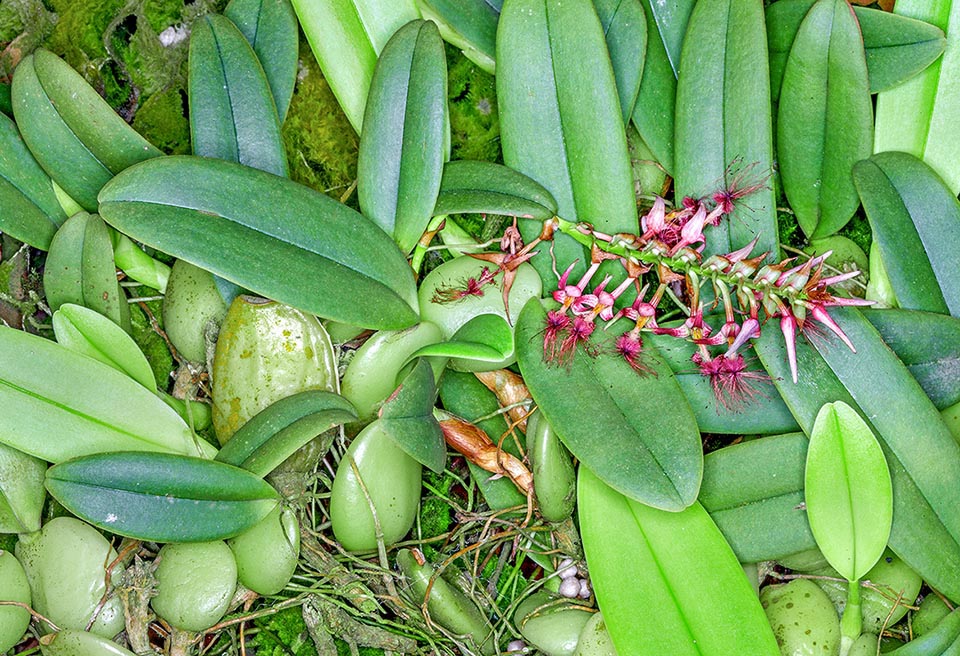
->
[43,212,129,329]
[767,1,947,98]
[516,299,701,511]
[0,112,65,249]
[379,359,446,474]
[853,151,960,317]
[631,0,678,174]
[674,0,778,261]
[594,0,647,122]
[579,468,780,656]
[188,14,288,178]
[700,433,815,563]
[215,390,357,476]
[415,0,499,73]
[52,303,156,391]
[224,0,300,122]
[874,0,960,195]
[805,401,893,582]
[777,0,872,239]
[754,308,960,603]
[358,19,449,254]
[647,330,800,435]
[290,0,420,133]
[98,156,419,330]
[46,452,279,542]
[864,308,960,409]
[643,0,694,76]
[0,442,46,534]
[411,314,515,370]
[0,326,215,463]
[885,609,960,655]
[497,0,637,284]
[434,160,558,221]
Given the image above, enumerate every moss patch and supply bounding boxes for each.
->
[133,86,190,154]
[446,44,500,163]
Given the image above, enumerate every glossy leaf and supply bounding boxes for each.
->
[700,433,815,563]
[516,299,701,510]
[631,0,678,174]
[290,0,420,133]
[98,156,419,330]
[674,0,777,261]
[0,326,214,462]
[853,151,960,317]
[224,0,299,122]
[647,331,800,435]
[434,160,558,221]
[215,390,357,476]
[497,0,637,284]
[777,0,872,239]
[11,50,159,211]
[358,20,449,254]
[46,452,278,542]
[805,401,893,582]
[379,359,446,473]
[415,0,499,73]
[0,112,65,249]
[0,442,46,534]
[43,212,129,329]
[52,303,156,390]
[188,14,287,178]
[643,0,694,77]
[579,468,780,655]
[864,308,960,409]
[754,308,960,603]
[594,0,647,122]
[525,410,576,522]
[874,0,960,195]
[886,609,960,655]
[767,1,947,97]
[411,314,514,370]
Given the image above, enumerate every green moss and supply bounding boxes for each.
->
[446,44,500,163]
[133,86,190,154]
[0,3,24,43]
[249,607,318,656]
[283,37,359,203]
[142,0,183,35]
[47,0,125,66]
[838,212,872,256]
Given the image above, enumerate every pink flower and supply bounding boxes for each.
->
[613,332,656,375]
[693,353,769,411]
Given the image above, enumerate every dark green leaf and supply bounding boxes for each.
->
[516,299,701,510]
[415,0,499,72]
[434,160,558,221]
[853,152,960,317]
[675,0,778,261]
[411,314,515,369]
[579,468,780,655]
[631,0,678,174]
[594,0,647,122]
[358,19,448,254]
[98,156,419,330]
[643,0,694,76]
[777,0,872,239]
[46,452,279,542]
[379,359,446,473]
[886,609,960,656]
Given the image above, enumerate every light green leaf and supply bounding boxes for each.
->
[434,160,558,221]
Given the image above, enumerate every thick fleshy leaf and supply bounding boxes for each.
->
[379,359,446,474]
[700,433,815,563]
[0,326,214,463]
[777,0,872,239]
[674,0,777,261]
[874,0,960,194]
[853,151,960,317]
[358,20,449,254]
[497,0,637,285]
[438,371,527,511]
[46,452,279,542]
[0,112,65,249]
[767,1,946,97]
[215,390,357,476]
[434,160,558,221]
[415,0,499,73]
[885,609,960,656]
[805,401,893,581]
[579,468,780,655]
[52,303,156,391]
[631,0,678,174]
[516,299,701,510]
[594,0,647,122]
[643,0,694,77]
[224,0,299,122]
[864,308,960,409]
[0,442,46,534]
[188,14,288,177]
[43,212,129,329]
[754,308,960,603]
[98,156,419,330]
[290,0,420,133]
[647,331,799,435]
[411,314,514,370]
